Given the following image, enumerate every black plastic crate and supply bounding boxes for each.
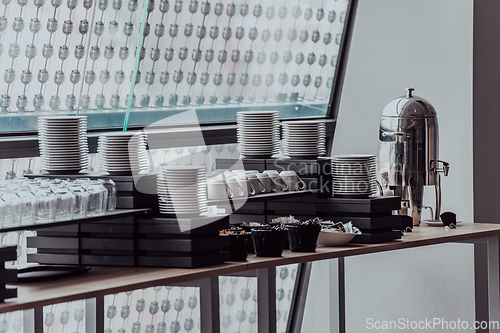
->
[350,230,402,244]
[317,196,401,215]
[319,215,402,231]
[216,158,266,172]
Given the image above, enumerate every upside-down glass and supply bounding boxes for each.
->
[87,182,108,215]
[99,179,117,211]
[69,186,90,218]
[34,188,57,223]
[0,191,23,227]
[0,198,6,228]
[15,187,38,225]
[54,189,76,221]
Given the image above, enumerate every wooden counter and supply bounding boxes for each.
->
[2,223,499,314]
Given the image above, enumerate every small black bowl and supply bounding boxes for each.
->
[221,232,252,261]
[251,228,288,257]
[287,224,321,252]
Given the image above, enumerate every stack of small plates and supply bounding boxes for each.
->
[157,165,208,216]
[331,154,377,198]
[282,121,326,158]
[237,111,280,158]
[98,131,148,174]
[38,116,89,173]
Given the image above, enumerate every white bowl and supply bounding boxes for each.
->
[317,230,357,246]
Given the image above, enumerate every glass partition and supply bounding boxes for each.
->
[0,0,352,133]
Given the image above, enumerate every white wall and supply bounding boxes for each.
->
[303,0,476,331]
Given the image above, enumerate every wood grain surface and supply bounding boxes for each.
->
[1,223,499,313]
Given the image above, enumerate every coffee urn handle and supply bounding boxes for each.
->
[405,88,414,98]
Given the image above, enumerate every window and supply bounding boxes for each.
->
[0,0,353,134]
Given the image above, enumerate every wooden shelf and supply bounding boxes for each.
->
[0,209,151,233]
[1,223,499,313]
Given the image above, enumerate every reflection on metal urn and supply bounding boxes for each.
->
[379,88,449,226]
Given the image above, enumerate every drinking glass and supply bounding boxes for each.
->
[99,179,117,211]
[54,189,76,221]
[34,188,57,223]
[15,187,38,225]
[0,198,6,228]
[70,186,90,218]
[87,183,107,215]
[0,192,23,226]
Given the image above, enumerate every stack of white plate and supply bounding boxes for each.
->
[98,131,148,174]
[38,116,89,173]
[237,111,280,158]
[157,165,208,216]
[282,121,326,158]
[331,154,377,198]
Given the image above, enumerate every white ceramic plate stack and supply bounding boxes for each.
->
[38,116,89,173]
[157,165,208,216]
[98,131,148,174]
[331,154,377,198]
[237,111,280,158]
[282,121,326,158]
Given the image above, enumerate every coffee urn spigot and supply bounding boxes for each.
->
[378,88,449,226]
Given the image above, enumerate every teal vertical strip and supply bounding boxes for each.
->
[123,0,150,132]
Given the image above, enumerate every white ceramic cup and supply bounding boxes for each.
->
[246,173,266,194]
[264,170,288,191]
[224,176,245,198]
[279,170,306,191]
[207,178,229,200]
[257,172,277,193]
[235,175,256,197]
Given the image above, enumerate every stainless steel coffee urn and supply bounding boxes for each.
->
[378,88,449,226]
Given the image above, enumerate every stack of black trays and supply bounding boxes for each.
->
[28,215,230,268]
[317,196,403,243]
[0,246,17,301]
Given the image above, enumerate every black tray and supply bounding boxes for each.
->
[0,246,17,263]
[320,215,402,231]
[27,237,79,250]
[28,253,80,265]
[117,195,158,209]
[137,215,229,235]
[229,214,267,225]
[17,265,91,283]
[36,224,79,237]
[136,252,228,268]
[81,254,136,266]
[0,288,17,302]
[216,158,266,172]
[267,201,318,213]
[350,230,402,244]
[136,236,229,252]
[0,269,17,284]
[81,238,134,251]
[317,196,401,214]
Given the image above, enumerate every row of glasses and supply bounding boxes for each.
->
[0,177,117,229]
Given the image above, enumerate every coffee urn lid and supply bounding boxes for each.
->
[381,88,437,118]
